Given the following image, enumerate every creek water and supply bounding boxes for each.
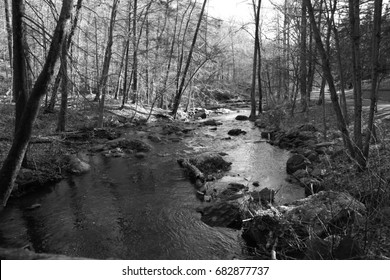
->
[0,109,304,259]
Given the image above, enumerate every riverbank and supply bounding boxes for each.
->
[1,97,390,260]
[257,101,390,259]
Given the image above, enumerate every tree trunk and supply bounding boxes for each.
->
[0,0,73,209]
[97,0,119,128]
[349,0,365,167]
[333,13,349,124]
[305,0,355,158]
[121,0,132,108]
[12,0,30,134]
[363,0,383,159]
[131,0,138,104]
[171,0,196,109]
[4,0,13,72]
[57,34,69,132]
[45,70,61,113]
[300,0,307,113]
[93,16,100,101]
[249,0,261,121]
[160,1,179,109]
[257,33,263,114]
[57,0,83,131]
[172,0,207,117]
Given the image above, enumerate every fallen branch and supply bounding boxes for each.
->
[177,158,205,187]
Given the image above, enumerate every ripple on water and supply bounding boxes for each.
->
[0,110,304,259]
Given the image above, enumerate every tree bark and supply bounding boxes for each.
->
[4,0,13,72]
[0,0,73,209]
[12,0,30,134]
[57,33,69,132]
[121,0,132,108]
[349,0,365,167]
[57,0,83,131]
[172,0,207,117]
[304,0,355,158]
[249,0,261,121]
[363,0,383,159]
[300,0,307,113]
[97,0,119,128]
[159,0,179,109]
[131,0,138,104]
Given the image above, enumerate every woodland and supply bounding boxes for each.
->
[0,0,390,260]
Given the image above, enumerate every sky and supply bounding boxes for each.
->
[208,0,278,23]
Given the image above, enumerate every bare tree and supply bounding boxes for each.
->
[172,0,208,117]
[0,0,74,209]
[97,0,120,128]
[300,0,308,113]
[363,0,383,159]
[349,0,365,167]
[4,0,13,72]
[131,0,138,104]
[57,0,84,131]
[249,0,261,121]
[304,0,355,157]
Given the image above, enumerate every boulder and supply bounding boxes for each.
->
[178,153,232,186]
[66,154,91,175]
[186,153,232,175]
[281,191,365,236]
[135,152,146,159]
[107,138,152,152]
[235,115,249,121]
[202,119,223,126]
[148,134,162,143]
[102,148,126,158]
[255,119,267,128]
[286,154,309,174]
[252,181,260,187]
[17,168,35,183]
[228,129,247,136]
[193,108,210,119]
[197,201,243,229]
[275,130,317,150]
[195,111,207,119]
[243,191,366,259]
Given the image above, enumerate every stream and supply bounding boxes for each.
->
[0,109,304,259]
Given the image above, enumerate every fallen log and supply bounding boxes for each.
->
[177,158,205,187]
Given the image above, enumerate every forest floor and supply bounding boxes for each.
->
[1,92,390,259]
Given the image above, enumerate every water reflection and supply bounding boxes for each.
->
[0,110,303,259]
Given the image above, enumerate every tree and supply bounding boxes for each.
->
[57,0,84,131]
[3,0,12,73]
[171,0,207,117]
[97,0,120,128]
[0,0,73,209]
[131,0,138,104]
[304,0,355,158]
[300,0,308,113]
[12,0,30,135]
[249,0,261,121]
[363,0,383,159]
[349,0,365,167]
